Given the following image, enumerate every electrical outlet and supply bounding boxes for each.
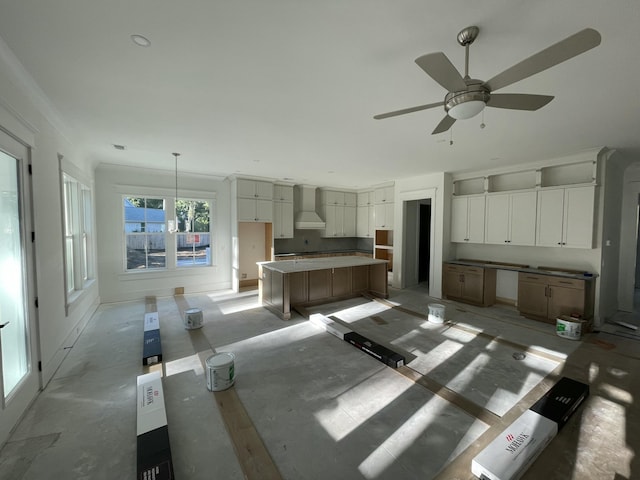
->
[242,273,247,279]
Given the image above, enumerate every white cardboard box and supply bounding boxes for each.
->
[472,409,558,480]
[136,371,167,436]
[309,313,353,340]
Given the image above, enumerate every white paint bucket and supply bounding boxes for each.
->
[184,308,203,330]
[428,304,445,324]
[206,352,235,391]
[556,317,584,340]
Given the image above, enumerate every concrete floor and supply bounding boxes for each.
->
[1,285,639,479]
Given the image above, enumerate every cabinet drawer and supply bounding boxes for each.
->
[547,276,584,290]
[444,263,464,273]
[462,266,483,275]
[518,272,548,285]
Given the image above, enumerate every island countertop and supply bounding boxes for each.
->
[259,255,388,274]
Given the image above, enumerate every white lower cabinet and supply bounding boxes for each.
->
[485,191,537,246]
[536,186,595,248]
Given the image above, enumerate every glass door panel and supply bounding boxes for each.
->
[0,151,29,397]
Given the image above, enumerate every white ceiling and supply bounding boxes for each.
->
[0,1,639,188]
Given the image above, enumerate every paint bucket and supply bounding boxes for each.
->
[427,303,445,324]
[184,308,203,330]
[206,352,235,391]
[556,316,585,340]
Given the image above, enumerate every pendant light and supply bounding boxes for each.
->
[167,152,180,233]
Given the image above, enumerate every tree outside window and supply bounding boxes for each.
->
[176,199,211,266]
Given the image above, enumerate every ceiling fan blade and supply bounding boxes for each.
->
[432,115,456,134]
[484,28,601,92]
[487,93,554,110]
[415,52,468,92]
[374,101,443,120]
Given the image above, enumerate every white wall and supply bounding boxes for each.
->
[95,164,232,302]
[618,162,640,311]
[0,45,99,387]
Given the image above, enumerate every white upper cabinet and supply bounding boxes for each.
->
[374,186,394,204]
[357,191,373,207]
[374,203,394,230]
[451,195,485,243]
[273,184,294,203]
[485,191,537,246]
[357,204,375,237]
[273,201,294,238]
[321,189,357,237]
[237,179,274,222]
[536,186,595,248]
[273,185,294,237]
[237,179,273,200]
[238,197,273,222]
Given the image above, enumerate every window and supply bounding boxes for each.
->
[124,197,166,270]
[62,172,94,302]
[176,199,211,267]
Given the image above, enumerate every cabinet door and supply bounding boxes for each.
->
[547,277,586,320]
[509,191,537,246]
[375,186,393,204]
[238,198,257,221]
[274,185,293,202]
[461,268,484,303]
[237,179,256,198]
[274,202,293,238]
[451,197,469,242]
[323,205,338,237]
[467,196,485,243]
[442,266,463,298]
[331,267,351,297]
[335,206,345,236]
[343,206,356,237]
[517,273,549,318]
[356,205,369,237]
[255,199,273,222]
[255,181,274,200]
[563,186,595,248]
[536,189,565,247]
[374,203,393,229]
[308,269,331,301]
[344,192,357,207]
[485,194,510,244]
[357,192,372,207]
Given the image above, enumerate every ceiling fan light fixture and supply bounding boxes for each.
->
[445,90,489,120]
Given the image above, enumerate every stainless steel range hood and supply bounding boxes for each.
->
[294,185,325,230]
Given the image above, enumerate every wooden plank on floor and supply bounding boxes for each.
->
[172,295,283,480]
[397,366,499,427]
[214,388,283,480]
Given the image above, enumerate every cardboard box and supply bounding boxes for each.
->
[343,332,405,368]
[136,372,174,480]
[472,409,558,480]
[309,314,353,340]
[529,377,589,430]
[143,330,162,366]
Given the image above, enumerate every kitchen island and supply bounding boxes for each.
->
[258,256,388,320]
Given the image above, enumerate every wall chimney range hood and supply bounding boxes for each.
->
[294,185,325,230]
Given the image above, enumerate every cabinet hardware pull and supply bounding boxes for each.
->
[557,242,562,245]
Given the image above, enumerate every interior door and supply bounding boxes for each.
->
[0,132,40,446]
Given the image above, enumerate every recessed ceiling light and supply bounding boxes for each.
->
[131,34,151,47]
[113,144,126,150]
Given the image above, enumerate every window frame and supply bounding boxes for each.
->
[59,157,96,314]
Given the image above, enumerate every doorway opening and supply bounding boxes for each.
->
[402,199,432,290]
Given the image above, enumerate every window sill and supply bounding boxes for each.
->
[65,278,97,317]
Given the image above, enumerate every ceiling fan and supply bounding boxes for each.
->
[374,26,601,134]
